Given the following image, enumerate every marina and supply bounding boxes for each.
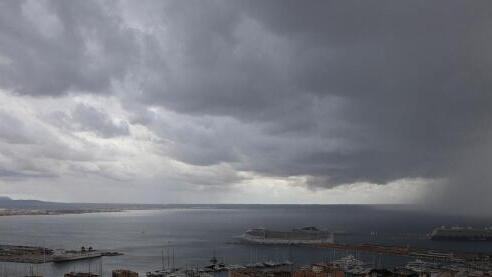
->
[57,253,492,276]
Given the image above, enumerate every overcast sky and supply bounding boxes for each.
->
[0,0,491,208]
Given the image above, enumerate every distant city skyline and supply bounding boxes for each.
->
[0,1,491,211]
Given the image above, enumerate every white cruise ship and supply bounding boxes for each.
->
[239,226,334,244]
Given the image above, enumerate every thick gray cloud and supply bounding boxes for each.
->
[53,103,130,138]
[0,0,491,208]
[127,0,492,187]
[0,0,138,96]
[0,111,37,144]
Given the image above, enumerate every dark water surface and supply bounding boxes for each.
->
[0,205,491,276]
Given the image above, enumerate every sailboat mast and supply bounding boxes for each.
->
[172,248,175,270]
[161,249,165,271]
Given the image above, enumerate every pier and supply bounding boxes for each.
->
[0,245,52,263]
[0,245,122,263]
[313,242,492,263]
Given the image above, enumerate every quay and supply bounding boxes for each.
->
[313,242,492,262]
[0,244,122,263]
[0,245,52,263]
[314,243,410,256]
[13,250,492,277]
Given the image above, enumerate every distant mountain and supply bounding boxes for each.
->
[0,196,74,210]
[0,197,333,211]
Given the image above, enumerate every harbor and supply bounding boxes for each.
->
[3,236,492,276]
[236,226,492,264]
[0,208,492,276]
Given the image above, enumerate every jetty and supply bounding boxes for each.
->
[313,242,492,263]
[0,245,122,263]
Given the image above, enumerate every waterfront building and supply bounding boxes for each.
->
[229,269,291,277]
[64,272,99,277]
[392,268,418,277]
[113,269,139,277]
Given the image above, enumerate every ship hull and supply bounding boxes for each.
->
[431,236,492,241]
[238,234,334,245]
[239,227,334,245]
[430,227,492,241]
[52,253,102,263]
[239,235,333,244]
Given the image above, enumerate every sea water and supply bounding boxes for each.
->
[0,205,491,276]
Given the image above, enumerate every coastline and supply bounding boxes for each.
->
[0,208,123,217]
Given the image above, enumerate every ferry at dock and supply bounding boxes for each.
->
[430,226,492,241]
[52,249,102,263]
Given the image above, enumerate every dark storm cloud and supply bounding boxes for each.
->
[0,0,138,96]
[131,0,492,188]
[1,0,492,207]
